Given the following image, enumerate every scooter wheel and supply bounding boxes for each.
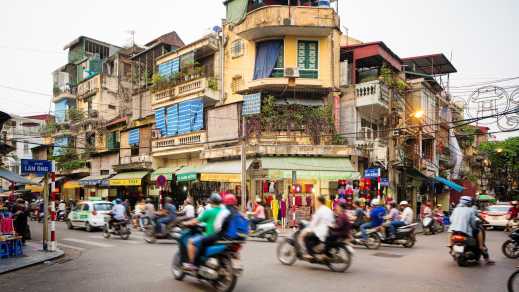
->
[171,252,185,281]
[502,240,519,259]
[267,232,278,243]
[103,227,111,239]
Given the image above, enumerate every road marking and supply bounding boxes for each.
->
[58,243,86,251]
[62,238,115,248]
[87,235,144,244]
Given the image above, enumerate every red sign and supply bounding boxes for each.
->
[156,175,167,188]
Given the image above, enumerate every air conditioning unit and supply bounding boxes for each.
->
[151,129,162,139]
[284,67,300,78]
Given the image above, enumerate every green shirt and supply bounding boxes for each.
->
[197,206,222,236]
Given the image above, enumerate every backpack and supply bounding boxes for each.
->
[225,212,249,240]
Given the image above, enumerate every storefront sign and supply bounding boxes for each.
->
[156,175,167,188]
[364,168,381,178]
[63,181,80,189]
[176,173,197,182]
[242,93,261,116]
[21,159,52,176]
[109,178,142,186]
[200,173,241,183]
[380,177,389,187]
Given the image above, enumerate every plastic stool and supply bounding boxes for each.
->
[9,239,23,257]
[0,242,9,258]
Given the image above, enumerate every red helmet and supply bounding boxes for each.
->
[223,194,237,206]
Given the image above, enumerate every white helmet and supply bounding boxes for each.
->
[371,198,381,206]
[399,201,409,206]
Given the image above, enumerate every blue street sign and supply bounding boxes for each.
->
[380,177,389,187]
[21,159,52,176]
[242,93,261,116]
[364,168,380,178]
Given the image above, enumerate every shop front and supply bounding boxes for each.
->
[63,180,81,201]
[79,174,113,200]
[109,171,150,206]
[199,160,252,206]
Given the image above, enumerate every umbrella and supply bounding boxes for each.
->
[478,194,497,202]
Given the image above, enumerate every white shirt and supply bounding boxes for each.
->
[183,204,195,218]
[401,207,414,225]
[58,203,66,211]
[112,204,126,220]
[308,205,335,241]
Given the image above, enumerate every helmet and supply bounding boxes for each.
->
[399,201,409,206]
[115,198,122,204]
[371,199,381,206]
[459,196,473,206]
[512,201,518,206]
[223,194,237,206]
[145,198,152,204]
[208,192,222,204]
[256,197,262,203]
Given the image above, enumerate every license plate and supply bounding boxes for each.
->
[231,259,243,270]
[453,245,464,253]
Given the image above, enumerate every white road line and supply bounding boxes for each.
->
[88,235,144,243]
[58,243,86,251]
[62,238,115,248]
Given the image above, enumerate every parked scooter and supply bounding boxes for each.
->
[502,228,519,259]
[171,224,245,292]
[249,220,278,242]
[103,215,131,240]
[422,215,445,235]
[277,220,353,273]
[377,222,418,248]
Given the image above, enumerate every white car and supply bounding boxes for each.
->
[481,204,512,228]
[67,200,113,232]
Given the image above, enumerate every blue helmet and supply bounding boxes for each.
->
[459,196,473,206]
[114,198,122,204]
[208,192,222,204]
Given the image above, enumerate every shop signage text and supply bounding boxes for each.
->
[109,178,142,186]
[21,159,52,176]
[177,173,197,182]
[200,173,241,183]
[364,168,381,178]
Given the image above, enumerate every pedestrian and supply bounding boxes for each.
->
[13,202,30,244]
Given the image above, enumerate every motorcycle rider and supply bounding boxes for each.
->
[381,202,400,238]
[178,197,196,221]
[301,195,335,259]
[388,201,414,239]
[58,201,67,219]
[250,198,266,231]
[109,199,127,230]
[154,197,177,235]
[183,193,230,270]
[325,200,352,252]
[360,198,386,243]
[351,200,366,231]
[508,201,519,220]
[448,196,495,265]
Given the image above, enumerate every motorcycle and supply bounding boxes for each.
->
[144,218,179,243]
[103,215,131,240]
[249,219,278,242]
[276,220,353,273]
[57,210,67,222]
[505,219,519,233]
[502,228,519,259]
[508,266,519,292]
[377,222,418,248]
[350,227,382,249]
[422,215,445,235]
[171,225,245,292]
[450,231,483,267]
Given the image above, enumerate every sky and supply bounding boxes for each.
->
[0,0,518,138]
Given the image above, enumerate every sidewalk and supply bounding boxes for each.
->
[0,242,64,274]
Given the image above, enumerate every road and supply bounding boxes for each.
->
[0,221,516,292]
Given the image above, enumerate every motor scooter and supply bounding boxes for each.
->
[249,219,278,242]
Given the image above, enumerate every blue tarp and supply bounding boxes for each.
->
[253,40,283,80]
[158,58,180,78]
[128,128,140,146]
[166,104,179,136]
[154,108,167,136]
[434,176,464,192]
[54,100,68,123]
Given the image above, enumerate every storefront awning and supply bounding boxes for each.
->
[0,168,37,185]
[63,180,80,189]
[259,157,360,180]
[434,176,464,193]
[109,171,150,186]
[79,174,113,187]
[151,168,179,181]
[176,166,201,182]
[200,160,252,183]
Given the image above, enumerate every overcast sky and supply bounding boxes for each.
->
[0,0,518,138]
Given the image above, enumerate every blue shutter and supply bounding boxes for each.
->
[190,98,204,131]
[177,101,192,135]
[154,108,167,136]
[54,100,68,123]
[158,58,180,78]
[128,128,140,146]
[166,104,179,137]
[171,58,180,74]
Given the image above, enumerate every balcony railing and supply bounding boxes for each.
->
[233,5,340,40]
[77,75,100,99]
[152,77,218,105]
[119,155,152,165]
[355,80,390,112]
[152,131,207,150]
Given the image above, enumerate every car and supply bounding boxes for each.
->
[67,200,113,232]
[481,204,512,229]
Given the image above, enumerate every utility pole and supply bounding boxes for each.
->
[240,116,247,212]
[42,173,49,252]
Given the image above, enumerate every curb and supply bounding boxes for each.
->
[0,249,65,274]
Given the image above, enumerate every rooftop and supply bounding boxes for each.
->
[403,54,457,76]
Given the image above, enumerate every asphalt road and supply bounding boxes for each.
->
[0,221,516,292]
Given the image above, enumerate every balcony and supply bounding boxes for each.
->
[152,131,207,157]
[77,75,100,99]
[239,77,331,95]
[232,5,340,40]
[152,77,219,107]
[114,155,153,172]
[355,80,390,115]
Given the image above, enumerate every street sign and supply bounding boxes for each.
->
[156,175,167,188]
[242,93,261,116]
[21,159,52,176]
[364,168,381,178]
[380,177,389,187]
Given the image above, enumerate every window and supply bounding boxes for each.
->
[271,41,284,77]
[231,39,244,58]
[108,104,116,110]
[100,170,109,175]
[82,204,90,211]
[297,40,318,79]
[131,145,140,156]
[253,40,283,80]
[23,142,30,154]
[94,203,112,212]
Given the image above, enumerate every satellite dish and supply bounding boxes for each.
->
[212,26,222,33]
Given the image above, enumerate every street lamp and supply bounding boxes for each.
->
[410,110,424,119]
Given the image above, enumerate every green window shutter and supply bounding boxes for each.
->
[297,41,318,79]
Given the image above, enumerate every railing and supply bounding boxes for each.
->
[152,131,207,150]
[119,155,152,165]
[77,75,100,98]
[102,75,119,93]
[153,77,214,104]
[355,80,389,108]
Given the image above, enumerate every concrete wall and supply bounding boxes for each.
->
[89,153,118,175]
[207,103,239,142]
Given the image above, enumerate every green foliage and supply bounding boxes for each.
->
[380,64,408,95]
[207,78,218,91]
[68,108,85,123]
[53,148,87,171]
[457,125,476,148]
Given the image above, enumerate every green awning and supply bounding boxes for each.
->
[0,168,37,185]
[151,168,179,181]
[259,157,360,180]
[176,166,201,182]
